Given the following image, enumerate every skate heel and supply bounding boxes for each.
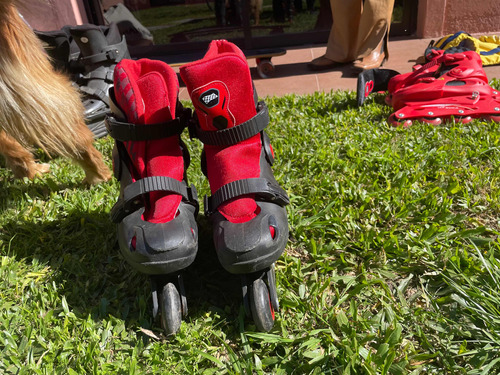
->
[106,58,198,334]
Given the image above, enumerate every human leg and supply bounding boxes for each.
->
[308,0,360,70]
[352,0,395,71]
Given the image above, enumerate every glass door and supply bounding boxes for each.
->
[87,0,418,59]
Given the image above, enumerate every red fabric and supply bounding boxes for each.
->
[180,40,261,224]
[113,59,183,223]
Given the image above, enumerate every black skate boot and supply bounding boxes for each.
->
[35,26,81,74]
[70,23,130,138]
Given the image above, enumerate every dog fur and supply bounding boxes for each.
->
[0,0,111,184]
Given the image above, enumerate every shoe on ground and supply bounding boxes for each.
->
[307,55,343,71]
[352,49,386,72]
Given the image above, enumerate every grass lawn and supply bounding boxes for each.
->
[1,79,500,374]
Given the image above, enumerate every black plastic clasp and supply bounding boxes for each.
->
[105,48,119,61]
[186,184,199,217]
[261,131,274,166]
[203,195,212,217]
[187,114,199,140]
[109,197,142,223]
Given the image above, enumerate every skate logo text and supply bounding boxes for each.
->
[200,89,219,108]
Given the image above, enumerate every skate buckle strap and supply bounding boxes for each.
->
[79,70,114,82]
[204,178,289,217]
[79,38,127,66]
[110,176,198,223]
[85,110,107,123]
[80,49,118,65]
[189,101,269,146]
[105,108,191,141]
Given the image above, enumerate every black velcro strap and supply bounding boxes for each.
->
[191,101,269,146]
[205,177,289,216]
[105,114,188,141]
[110,176,197,222]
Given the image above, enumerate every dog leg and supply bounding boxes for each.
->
[0,130,50,179]
[74,146,112,185]
[68,122,111,185]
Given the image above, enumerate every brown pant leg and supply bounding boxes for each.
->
[324,0,394,62]
[355,0,395,60]
[324,0,361,63]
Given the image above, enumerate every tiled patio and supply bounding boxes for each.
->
[175,36,500,100]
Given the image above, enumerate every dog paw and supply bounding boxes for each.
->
[83,170,112,185]
[33,163,51,177]
[10,161,50,179]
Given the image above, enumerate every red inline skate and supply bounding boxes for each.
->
[357,49,500,126]
[180,40,289,332]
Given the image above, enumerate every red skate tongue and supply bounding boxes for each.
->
[114,59,183,224]
[137,72,171,123]
[179,41,260,223]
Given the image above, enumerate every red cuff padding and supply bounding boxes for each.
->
[180,40,261,223]
[113,59,183,224]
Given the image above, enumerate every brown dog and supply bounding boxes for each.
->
[0,0,111,184]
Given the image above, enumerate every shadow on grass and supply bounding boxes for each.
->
[0,155,92,211]
[0,178,84,209]
[1,207,245,332]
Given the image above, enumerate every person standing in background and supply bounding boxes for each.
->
[308,0,395,72]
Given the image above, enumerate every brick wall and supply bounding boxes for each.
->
[417,0,500,38]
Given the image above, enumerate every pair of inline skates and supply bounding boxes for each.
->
[105,40,289,334]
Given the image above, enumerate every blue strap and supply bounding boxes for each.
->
[436,31,469,49]
[480,47,500,56]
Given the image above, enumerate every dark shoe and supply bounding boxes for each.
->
[307,55,343,71]
[352,51,386,71]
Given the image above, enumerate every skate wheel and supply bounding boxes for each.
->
[388,113,412,127]
[420,117,442,126]
[160,282,182,335]
[249,278,275,332]
[176,274,188,318]
[266,265,279,313]
[484,114,500,123]
[454,116,472,124]
[256,58,275,79]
